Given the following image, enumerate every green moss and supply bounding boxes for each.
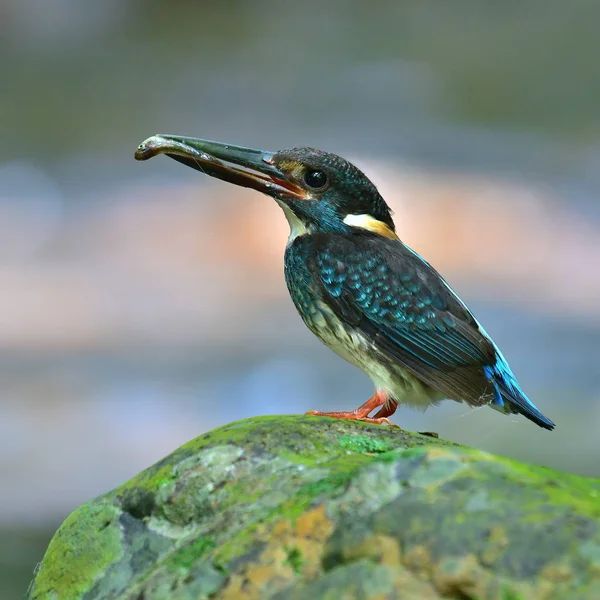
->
[112,416,449,511]
[155,475,176,488]
[29,503,123,599]
[392,446,429,459]
[119,464,176,494]
[337,434,392,454]
[373,446,429,464]
[284,546,304,575]
[279,471,355,521]
[500,588,526,600]
[168,537,217,572]
[475,454,600,521]
[213,525,259,564]
[214,457,368,564]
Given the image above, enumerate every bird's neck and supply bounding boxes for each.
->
[277,200,397,245]
[276,200,314,245]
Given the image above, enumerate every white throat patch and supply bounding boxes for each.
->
[276,200,309,245]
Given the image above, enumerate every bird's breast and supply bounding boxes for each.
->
[283,241,440,408]
[284,239,357,352]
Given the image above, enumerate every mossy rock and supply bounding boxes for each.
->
[25,415,600,599]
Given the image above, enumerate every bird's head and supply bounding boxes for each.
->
[135,135,397,241]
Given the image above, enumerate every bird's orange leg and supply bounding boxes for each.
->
[306,390,398,425]
[372,397,398,420]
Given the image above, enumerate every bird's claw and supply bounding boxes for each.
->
[361,416,397,427]
[305,410,399,427]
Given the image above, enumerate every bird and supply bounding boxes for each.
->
[134,134,555,431]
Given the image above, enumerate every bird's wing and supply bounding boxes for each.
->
[312,232,497,405]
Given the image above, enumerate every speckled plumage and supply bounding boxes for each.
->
[285,229,554,430]
[285,234,443,412]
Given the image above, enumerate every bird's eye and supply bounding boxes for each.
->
[303,170,328,190]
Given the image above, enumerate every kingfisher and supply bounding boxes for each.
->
[134,135,555,431]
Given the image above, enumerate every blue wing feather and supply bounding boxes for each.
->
[311,232,555,430]
[486,352,555,429]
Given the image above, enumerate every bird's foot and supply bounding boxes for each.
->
[305,409,396,426]
[305,391,400,427]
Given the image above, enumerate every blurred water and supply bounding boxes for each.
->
[2,1,600,598]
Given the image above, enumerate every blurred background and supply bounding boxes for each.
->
[2,0,600,597]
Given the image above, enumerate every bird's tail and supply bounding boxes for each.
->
[484,360,555,431]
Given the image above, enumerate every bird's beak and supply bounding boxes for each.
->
[134,134,306,199]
